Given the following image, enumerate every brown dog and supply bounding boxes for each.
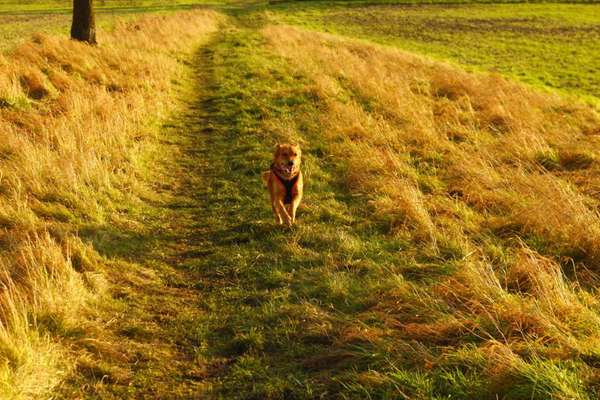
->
[262,144,303,226]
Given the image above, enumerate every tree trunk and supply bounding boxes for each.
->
[71,0,96,44]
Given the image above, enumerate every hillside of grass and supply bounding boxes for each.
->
[2,2,600,399]
[0,10,221,398]
[267,2,600,102]
[157,13,600,398]
[54,8,600,399]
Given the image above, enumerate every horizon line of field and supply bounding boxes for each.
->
[0,3,223,16]
[3,0,600,15]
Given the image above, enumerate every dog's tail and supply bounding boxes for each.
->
[261,170,271,186]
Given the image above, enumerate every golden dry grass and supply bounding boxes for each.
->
[263,24,600,391]
[0,10,221,398]
[2,8,599,397]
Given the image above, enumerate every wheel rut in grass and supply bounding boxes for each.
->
[163,21,429,398]
[53,32,234,399]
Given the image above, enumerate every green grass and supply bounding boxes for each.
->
[0,0,220,13]
[185,30,419,396]
[0,14,68,50]
[54,11,597,398]
[4,2,600,399]
[267,2,600,101]
[158,14,598,397]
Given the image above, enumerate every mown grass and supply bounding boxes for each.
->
[267,2,600,101]
[173,22,425,398]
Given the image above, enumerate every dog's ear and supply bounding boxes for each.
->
[274,144,282,155]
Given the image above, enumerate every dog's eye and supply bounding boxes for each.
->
[292,153,297,157]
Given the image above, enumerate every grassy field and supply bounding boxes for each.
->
[2,1,600,399]
[0,8,222,398]
[0,0,217,13]
[171,13,600,399]
[268,3,600,101]
[0,0,221,50]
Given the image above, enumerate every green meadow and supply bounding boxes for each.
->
[0,0,216,13]
[2,1,600,399]
[269,3,600,101]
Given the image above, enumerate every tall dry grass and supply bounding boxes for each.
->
[263,25,600,392]
[0,11,221,398]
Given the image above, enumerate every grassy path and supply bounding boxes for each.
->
[53,16,420,399]
[180,20,421,398]
[53,8,600,399]
[53,34,225,399]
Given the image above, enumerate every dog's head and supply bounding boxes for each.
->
[273,143,301,177]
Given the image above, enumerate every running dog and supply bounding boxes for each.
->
[262,144,303,226]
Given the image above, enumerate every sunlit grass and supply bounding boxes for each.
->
[267,2,600,102]
[3,2,600,398]
[175,15,600,398]
[0,0,220,13]
[0,10,221,398]
[0,0,226,50]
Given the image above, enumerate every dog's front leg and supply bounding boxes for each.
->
[276,200,293,226]
[272,201,283,225]
[289,196,302,224]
